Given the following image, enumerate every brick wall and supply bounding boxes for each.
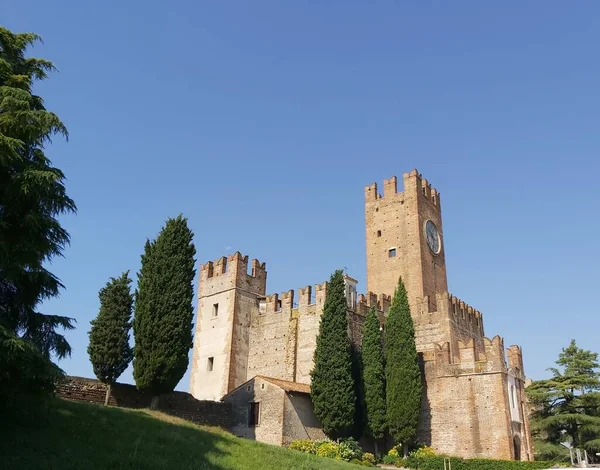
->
[56,376,231,428]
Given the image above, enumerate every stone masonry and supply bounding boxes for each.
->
[57,376,231,428]
[189,169,534,461]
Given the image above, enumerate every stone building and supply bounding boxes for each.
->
[223,376,325,446]
[190,169,533,461]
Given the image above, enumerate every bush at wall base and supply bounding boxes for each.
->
[405,454,564,470]
[288,439,375,466]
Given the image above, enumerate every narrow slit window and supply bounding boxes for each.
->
[388,248,397,258]
[249,402,260,426]
[377,230,382,237]
[207,357,214,371]
[212,303,219,317]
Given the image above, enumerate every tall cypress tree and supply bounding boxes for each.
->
[88,272,134,405]
[362,307,387,454]
[311,269,355,438]
[385,278,422,455]
[133,215,196,408]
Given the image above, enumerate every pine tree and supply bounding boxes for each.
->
[310,270,355,438]
[88,272,134,405]
[527,340,600,461]
[133,215,196,409]
[0,26,75,359]
[362,307,387,454]
[385,278,422,455]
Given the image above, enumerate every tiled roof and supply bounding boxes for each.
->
[256,376,311,394]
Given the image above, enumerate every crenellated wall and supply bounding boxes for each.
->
[247,281,377,385]
[418,335,533,461]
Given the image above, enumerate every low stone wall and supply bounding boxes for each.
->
[56,376,231,428]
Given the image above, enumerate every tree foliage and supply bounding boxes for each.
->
[310,269,355,438]
[133,216,196,402]
[384,277,422,450]
[0,26,75,359]
[0,324,63,417]
[361,307,387,442]
[88,271,134,399]
[527,340,600,461]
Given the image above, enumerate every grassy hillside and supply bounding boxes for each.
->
[0,398,357,470]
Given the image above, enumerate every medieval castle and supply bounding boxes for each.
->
[189,169,533,460]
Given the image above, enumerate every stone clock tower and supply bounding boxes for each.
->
[365,169,448,312]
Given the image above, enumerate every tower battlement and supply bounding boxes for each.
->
[356,291,391,315]
[200,252,266,280]
[416,292,485,338]
[431,335,507,375]
[199,251,267,297]
[364,169,440,207]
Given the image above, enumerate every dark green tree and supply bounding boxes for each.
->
[133,216,196,408]
[310,269,355,438]
[351,343,366,440]
[88,272,134,405]
[527,340,600,462]
[362,307,387,454]
[385,278,422,456]
[0,26,76,359]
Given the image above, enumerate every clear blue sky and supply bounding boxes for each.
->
[5,2,599,391]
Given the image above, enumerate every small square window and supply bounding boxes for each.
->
[388,248,396,258]
[212,303,219,317]
[207,357,214,371]
[249,402,260,426]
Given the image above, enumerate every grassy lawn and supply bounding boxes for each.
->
[0,398,357,470]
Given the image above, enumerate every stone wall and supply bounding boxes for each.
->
[282,393,325,445]
[57,376,231,428]
[223,376,285,446]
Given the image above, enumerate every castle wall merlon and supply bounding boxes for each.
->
[315,281,327,306]
[377,293,391,313]
[364,182,381,202]
[200,261,214,279]
[298,285,312,307]
[264,292,294,315]
[507,345,525,376]
[483,335,507,372]
[383,176,397,198]
[458,339,477,365]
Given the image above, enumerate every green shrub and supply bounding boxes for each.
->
[362,452,376,465]
[339,438,363,461]
[405,453,561,470]
[288,439,316,454]
[412,445,436,457]
[382,454,399,465]
[315,440,340,459]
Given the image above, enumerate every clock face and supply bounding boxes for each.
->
[425,220,441,254]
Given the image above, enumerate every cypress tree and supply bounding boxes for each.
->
[362,306,387,454]
[310,269,355,438]
[351,343,366,439]
[88,272,134,405]
[385,278,422,455]
[133,215,196,408]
